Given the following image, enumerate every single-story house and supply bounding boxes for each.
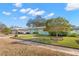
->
[11,26,49,35]
[11,26,79,35]
[70,26,79,34]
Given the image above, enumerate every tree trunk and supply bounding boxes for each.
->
[55,32,58,41]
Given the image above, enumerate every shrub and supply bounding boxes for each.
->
[68,33,78,37]
[14,34,18,37]
[1,27,11,35]
[76,40,79,44]
[49,31,68,36]
[33,32,38,34]
[49,31,56,36]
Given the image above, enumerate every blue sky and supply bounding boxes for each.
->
[0,3,79,28]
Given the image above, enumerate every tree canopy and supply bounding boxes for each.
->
[45,17,71,32]
[26,15,46,27]
[0,22,11,35]
[1,27,11,35]
[45,17,72,36]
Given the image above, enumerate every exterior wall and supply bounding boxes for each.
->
[38,30,49,35]
[11,29,31,34]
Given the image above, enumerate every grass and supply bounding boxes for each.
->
[32,38,53,44]
[17,34,53,44]
[16,34,79,49]
[17,34,34,39]
[54,37,79,48]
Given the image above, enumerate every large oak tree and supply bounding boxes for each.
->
[45,17,72,37]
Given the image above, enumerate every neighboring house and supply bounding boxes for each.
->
[11,27,31,34]
[11,25,79,35]
[11,26,49,35]
[71,26,79,34]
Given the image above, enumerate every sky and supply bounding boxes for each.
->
[0,3,79,28]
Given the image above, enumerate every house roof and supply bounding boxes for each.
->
[11,26,45,31]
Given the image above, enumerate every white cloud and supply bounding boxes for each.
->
[65,3,79,11]
[12,9,17,12]
[19,16,28,20]
[28,8,45,16]
[19,8,45,16]
[44,13,54,18]
[14,3,22,8]
[2,11,11,16]
[20,8,26,13]
[20,8,32,13]
[33,8,39,11]
[34,10,45,16]
[26,8,32,12]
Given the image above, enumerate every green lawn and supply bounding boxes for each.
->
[16,34,79,49]
[54,37,79,48]
[17,34,34,39]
